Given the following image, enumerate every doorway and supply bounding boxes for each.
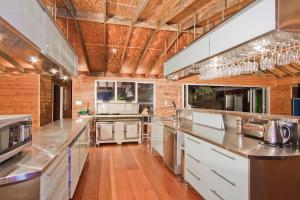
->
[53,84,62,121]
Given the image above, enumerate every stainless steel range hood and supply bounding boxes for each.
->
[163,0,300,80]
[0,0,78,77]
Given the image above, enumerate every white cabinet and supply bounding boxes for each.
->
[151,122,164,156]
[69,126,90,199]
[184,134,249,200]
[96,122,114,143]
[125,122,140,139]
[40,151,68,200]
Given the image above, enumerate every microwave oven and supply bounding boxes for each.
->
[0,115,32,163]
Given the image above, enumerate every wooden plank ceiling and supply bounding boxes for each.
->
[41,0,256,78]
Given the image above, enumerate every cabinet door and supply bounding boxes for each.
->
[97,123,114,141]
[70,140,80,198]
[125,122,140,139]
[151,123,164,156]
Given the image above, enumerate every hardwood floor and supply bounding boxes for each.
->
[73,143,204,200]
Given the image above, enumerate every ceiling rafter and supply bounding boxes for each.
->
[119,26,133,72]
[103,0,108,72]
[133,29,157,74]
[131,0,151,25]
[0,50,24,73]
[146,32,177,76]
[160,0,212,25]
[63,0,92,74]
[182,0,252,31]
[54,7,198,33]
[277,66,296,77]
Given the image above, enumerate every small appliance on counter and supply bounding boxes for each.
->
[242,118,269,139]
[264,119,298,147]
[0,115,32,163]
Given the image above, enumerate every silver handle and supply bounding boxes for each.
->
[211,148,235,160]
[210,189,224,200]
[186,169,200,181]
[186,137,200,144]
[187,153,200,163]
[211,169,236,187]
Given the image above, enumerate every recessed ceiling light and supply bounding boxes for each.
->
[112,48,117,54]
[30,56,38,64]
[50,68,58,74]
[62,75,68,80]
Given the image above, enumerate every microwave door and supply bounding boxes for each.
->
[0,127,9,154]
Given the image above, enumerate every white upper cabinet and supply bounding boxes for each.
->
[0,0,78,76]
[163,0,277,76]
[209,0,276,56]
[163,35,210,76]
[0,0,44,49]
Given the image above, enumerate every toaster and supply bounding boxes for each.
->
[242,118,269,139]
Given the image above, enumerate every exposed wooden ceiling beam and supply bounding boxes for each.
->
[0,50,24,73]
[131,0,150,25]
[277,66,296,77]
[55,7,198,33]
[133,29,157,74]
[119,26,133,72]
[63,0,92,74]
[162,0,212,25]
[181,0,252,31]
[290,63,300,71]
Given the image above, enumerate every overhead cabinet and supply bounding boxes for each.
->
[0,0,78,76]
[163,0,296,77]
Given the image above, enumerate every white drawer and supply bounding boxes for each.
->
[185,153,204,177]
[208,167,247,200]
[206,143,248,190]
[185,167,207,199]
[185,135,204,162]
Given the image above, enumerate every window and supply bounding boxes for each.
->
[138,83,154,115]
[184,84,267,113]
[96,81,115,101]
[117,82,136,102]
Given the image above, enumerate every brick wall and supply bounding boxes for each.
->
[0,74,40,128]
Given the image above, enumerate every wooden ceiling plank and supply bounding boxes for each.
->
[63,0,92,74]
[146,32,177,76]
[133,29,157,74]
[131,0,151,25]
[119,26,133,72]
[290,63,300,71]
[0,50,24,73]
[278,66,296,77]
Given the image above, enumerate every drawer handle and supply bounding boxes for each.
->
[211,148,235,160]
[210,169,236,187]
[186,169,201,181]
[186,137,200,144]
[187,153,200,163]
[210,189,224,200]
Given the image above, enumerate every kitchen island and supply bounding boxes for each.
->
[162,119,300,200]
[0,118,91,200]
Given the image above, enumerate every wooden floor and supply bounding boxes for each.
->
[73,143,204,200]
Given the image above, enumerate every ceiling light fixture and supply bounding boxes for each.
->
[62,75,68,81]
[112,48,117,54]
[30,56,38,64]
[50,68,58,74]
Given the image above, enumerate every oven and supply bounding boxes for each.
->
[0,115,32,163]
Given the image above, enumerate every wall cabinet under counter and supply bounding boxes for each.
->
[184,134,249,200]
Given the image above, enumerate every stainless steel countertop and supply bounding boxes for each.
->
[0,118,90,186]
[164,120,300,160]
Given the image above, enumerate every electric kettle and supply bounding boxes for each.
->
[264,120,291,145]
